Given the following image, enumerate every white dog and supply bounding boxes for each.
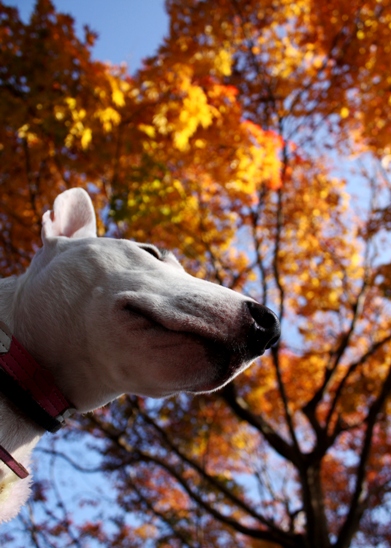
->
[0,188,280,522]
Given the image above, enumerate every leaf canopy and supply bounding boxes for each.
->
[2,1,391,547]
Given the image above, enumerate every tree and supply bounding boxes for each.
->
[2,0,391,547]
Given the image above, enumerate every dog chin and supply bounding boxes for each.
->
[186,375,239,394]
[186,353,251,394]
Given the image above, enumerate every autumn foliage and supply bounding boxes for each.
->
[2,0,391,547]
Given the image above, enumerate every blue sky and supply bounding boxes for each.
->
[4,0,169,72]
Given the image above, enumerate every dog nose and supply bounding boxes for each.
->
[246,301,281,357]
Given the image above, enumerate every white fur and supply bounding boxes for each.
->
[0,188,278,522]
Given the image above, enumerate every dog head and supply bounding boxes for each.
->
[14,189,280,412]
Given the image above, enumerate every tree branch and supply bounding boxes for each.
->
[90,404,300,546]
[126,480,195,548]
[35,447,103,474]
[273,185,285,323]
[271,344,302,456]
[137,403,282,533]
[336,365,391,548]
[326,333,391,434]
[302,277,367,424]
[221,382,301,468]
[119,451,301,548]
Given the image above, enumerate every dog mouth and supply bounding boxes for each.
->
[122,302,254,392]
[187,340,256,393]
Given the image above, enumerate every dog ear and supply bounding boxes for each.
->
[42,188,97,241]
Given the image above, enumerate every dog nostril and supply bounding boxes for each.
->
[265,334,280,349]
[246,301,281,355]
[247,301,279,331]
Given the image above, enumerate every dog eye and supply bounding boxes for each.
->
[140,245,162,260]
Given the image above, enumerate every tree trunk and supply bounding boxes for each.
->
[300,462,331,548]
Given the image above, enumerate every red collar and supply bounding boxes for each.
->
[0,322,75,479]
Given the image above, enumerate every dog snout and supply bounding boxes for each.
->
[246,301,281,356]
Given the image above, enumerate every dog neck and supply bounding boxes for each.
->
[0,278,42,509]
[0,273,117,522]
[0,393,43,479]
[0,394,43,521]
[0,386,43,522]
[0,276,76,434]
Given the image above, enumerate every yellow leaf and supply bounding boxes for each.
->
[112,88,125,107]
[81,127,92,149]
[65,96,76,110]
[95,107,121,132]
[340,107,350,118]
[214,49,232,76]
[138,123,156,138]
[17,124,29,138]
